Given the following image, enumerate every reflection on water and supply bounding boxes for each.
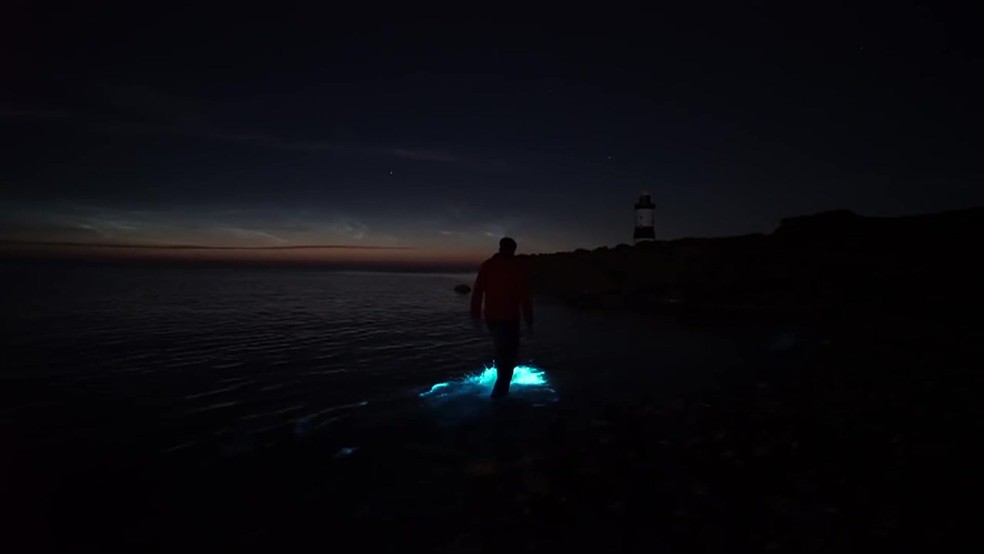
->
[0,264,759,460]
[1,266,490,453]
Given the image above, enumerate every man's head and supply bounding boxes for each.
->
[499,237,517,256]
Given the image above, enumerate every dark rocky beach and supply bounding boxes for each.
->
[14,310,975,552]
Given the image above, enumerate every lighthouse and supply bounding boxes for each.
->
[633,191,655,243]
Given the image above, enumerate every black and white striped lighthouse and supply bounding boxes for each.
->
[633,191,656,243]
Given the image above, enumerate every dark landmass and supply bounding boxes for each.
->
[526,207,984,325]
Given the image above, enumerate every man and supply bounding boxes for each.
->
[470,237,534,399]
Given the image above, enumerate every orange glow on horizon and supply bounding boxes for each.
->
[0,241,487,268]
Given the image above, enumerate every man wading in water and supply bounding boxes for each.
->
[470,237,534,399]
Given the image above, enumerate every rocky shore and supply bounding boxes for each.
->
[525,207,984,325]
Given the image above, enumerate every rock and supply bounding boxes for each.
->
[453,284,471,294]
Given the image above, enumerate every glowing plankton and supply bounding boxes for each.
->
[420,364,548,398]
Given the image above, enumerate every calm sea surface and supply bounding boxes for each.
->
[1,264,762,460]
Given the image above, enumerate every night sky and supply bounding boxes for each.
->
[2,3,981,265]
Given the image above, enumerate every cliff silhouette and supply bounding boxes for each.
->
[525,207,984,323]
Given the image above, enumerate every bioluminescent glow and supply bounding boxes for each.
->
[420,364,551,399]
[335,447,358,458]
[466,364,548,388]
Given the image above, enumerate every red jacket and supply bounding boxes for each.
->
[470,254,534,324]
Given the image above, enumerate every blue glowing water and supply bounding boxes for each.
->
[420,364,550,398]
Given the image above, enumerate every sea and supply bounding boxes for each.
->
[1,263,767,460]
[1,262,790,549]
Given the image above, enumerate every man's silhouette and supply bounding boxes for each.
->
[470,237,534,398]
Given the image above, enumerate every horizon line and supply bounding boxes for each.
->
[0,240,413,251]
